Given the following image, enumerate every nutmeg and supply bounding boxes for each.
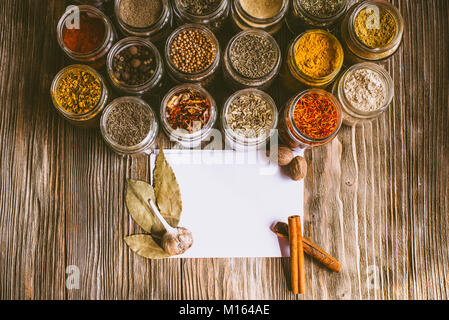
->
[289,156,307,181]
[268,146,294,166]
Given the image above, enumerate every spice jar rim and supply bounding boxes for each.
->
[224,29,282,85]
[57,4,113,60]
[100,96,159,154]
[174,0,228,20]
[50,64,108,120]
[294,0,348,22]
[222,88,279,145]
[165,23,221,79]
[287,88,343,143]
[160,83,217,142]
[233,0,290,25]
[288,29,344,83]
[106,37,163,92]
[348,0,404,53]
[336,62,394,118]
[114,0,171,34]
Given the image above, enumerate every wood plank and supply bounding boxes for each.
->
[0,0,448,300]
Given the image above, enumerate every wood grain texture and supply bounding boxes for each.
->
[0,0,448,300]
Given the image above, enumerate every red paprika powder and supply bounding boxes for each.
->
[63,13,106,54]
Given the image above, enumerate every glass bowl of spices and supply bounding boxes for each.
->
[286,0,348,31]
[160,84,217,148]
[173,0,230,32]
[222,89,278,151]
[50,64,109,127]
[57,5,117,69]
[165,24,220,86]
[100,96,159,155]
[223,29,281,90]
[279,89,343,149]
[281,29,344,92]
[106,37,164,96]
[341,0,404,62]
[114,0,173,42]
[231,0,289,35]
[333,62,394,125]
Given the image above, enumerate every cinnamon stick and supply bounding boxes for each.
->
[295,216,306,294]
[288,216,299,294]
[272,222,341,272]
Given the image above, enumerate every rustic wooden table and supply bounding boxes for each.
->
[0,0,448,300]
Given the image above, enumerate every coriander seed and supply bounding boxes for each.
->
[169,27,217,74]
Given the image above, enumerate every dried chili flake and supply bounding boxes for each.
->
[165,89,211,134]
[293,92,338,139]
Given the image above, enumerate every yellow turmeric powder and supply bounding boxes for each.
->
[294,31,342,79]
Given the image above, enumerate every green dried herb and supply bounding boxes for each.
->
[124,235,170,259]
[124,149,183,259]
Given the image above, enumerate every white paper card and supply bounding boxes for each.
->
[150,149,303,258]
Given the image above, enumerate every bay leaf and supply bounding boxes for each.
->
[125,179,161,233]
[124,234,170,259]
[153,149,182,229]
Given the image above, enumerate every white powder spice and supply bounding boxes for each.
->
[344,68,387,112]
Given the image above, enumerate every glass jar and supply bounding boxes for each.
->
[231,0,289,35]
[114,0,173,43]
[286,0,348,31]
[281,29,344,92]
[173,0,230,32]
[165,24,220,87]
[341,0,404,63]
[222,89,278,151]
[160,84,217,149]
[100,96,159,155]
[279,89,343,149]
[106,37,164,96]
[73,0,111,8]
[56,5,117,69]
[223,29,281,90]
[333,62,394,126]
[50,64,109,128]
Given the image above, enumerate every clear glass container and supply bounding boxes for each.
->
[106,37,164,96]
[50,64,109,128]
[222,88,279,151]
[57,5,117,69]
[280,29,344,92]
[286,0,348,31]
[173,0,230,31]
[223,29,281,90]
[333,62,394,126]
[114,0,173,42]
[160,84,217,149]
[279,89,343,149]
[341,0,404,63]
[100,96,159,155]
[73,0,111,9]
[231,0,289,35]
[165,24,220,87]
